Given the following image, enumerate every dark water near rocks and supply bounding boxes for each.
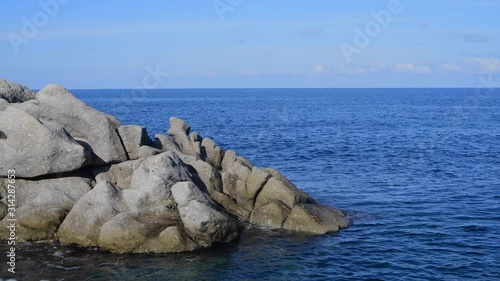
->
[3,88,500,280]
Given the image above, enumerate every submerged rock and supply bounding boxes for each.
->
[283,204,348,234]
[0,80,348,254]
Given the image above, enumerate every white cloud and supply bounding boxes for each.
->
[466,57,500,72]
[441,64,461,72]
[393,63,432,74]
[334,64,368,75]
[315,62,435,75]
[366,62,392,73]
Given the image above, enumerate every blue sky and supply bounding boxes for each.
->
[1,0,499,88]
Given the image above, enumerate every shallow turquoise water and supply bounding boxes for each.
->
[2,88,499,280]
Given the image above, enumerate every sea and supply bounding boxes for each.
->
[2,88,499,280]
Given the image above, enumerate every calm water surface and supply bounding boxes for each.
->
[2,88,499,280]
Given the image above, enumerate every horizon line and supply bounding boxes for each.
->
[61,87,500,91]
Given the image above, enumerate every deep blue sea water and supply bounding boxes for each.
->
[3,88,500,280]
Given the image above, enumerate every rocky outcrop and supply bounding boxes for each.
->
[0,176,93,241]
[251,200,291,228]
[0,100,92,178]
[0,79,36,103]
[283,204,349,234]
[15,84,128,165]
[0,79,348,254]
[153,117,345,233]
[171,182,240,246]
[117,125,152,160]
[58,152,241,253]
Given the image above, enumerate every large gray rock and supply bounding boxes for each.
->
[177,154,222,193]
[0,78,35,103]
[117,125,152,160]
[168,117,190,135]
[222,158,252,201]
[178,154,251,220]
[0,104,91,178]
[167,117,201,158]
[58,152,235,253]
[250,200,291,228]
[57,181,126,247]
[254,176,317,210]
[138,145,161,158]
[171,181,240,246]
[15,84,127,165]
[282,204,348,234]
[93,158,145,188]
[99,215,198,253]
[152,134,183,154]
[237,167,271,209]
[0,176,93,241]
[97,206,188,253]
[138,225,199,253]
[201,137,225,169]
[221,150,237,171]
[129,151,192,198]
